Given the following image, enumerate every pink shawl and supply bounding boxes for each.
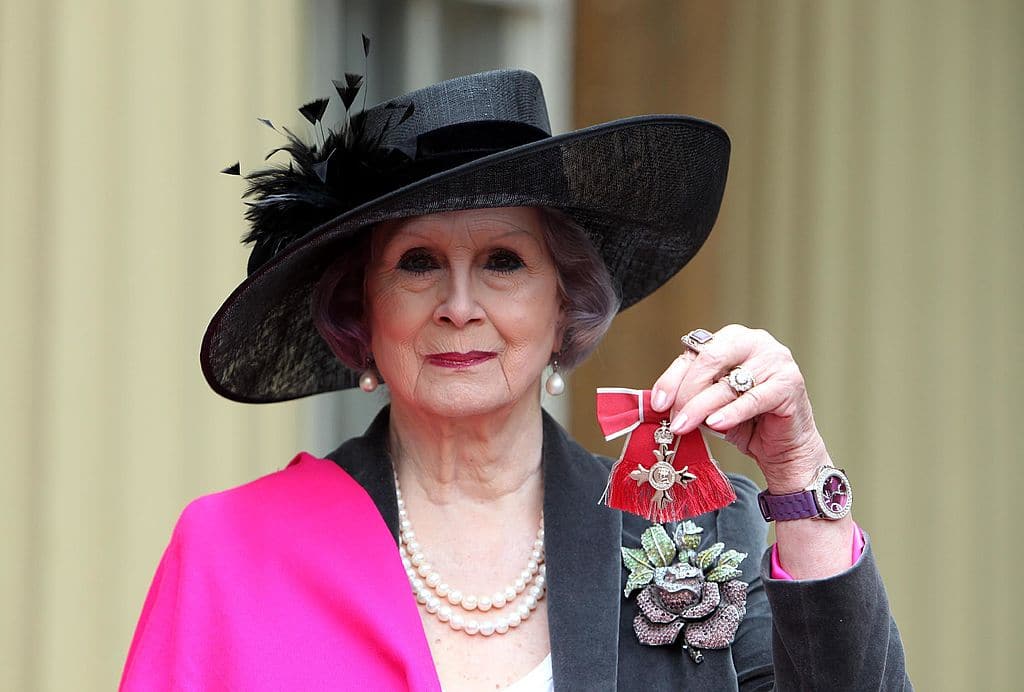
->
[121,453,441,691]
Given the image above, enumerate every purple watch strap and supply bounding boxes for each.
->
[757,489,819,521]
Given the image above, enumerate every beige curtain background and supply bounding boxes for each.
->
[3,1,1021,690]
[573,2,1022,690]
[1,2,306,689]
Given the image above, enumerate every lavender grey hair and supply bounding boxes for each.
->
[312,207,620,373]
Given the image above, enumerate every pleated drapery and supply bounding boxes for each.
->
[572,2,1023,690]
[1,2,305,689]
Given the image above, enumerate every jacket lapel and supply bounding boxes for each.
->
[327,407,401,543]
[541,412,623,691]
[327,407,623,691]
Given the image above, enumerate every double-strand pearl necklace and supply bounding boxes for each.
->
[394,473,547,637]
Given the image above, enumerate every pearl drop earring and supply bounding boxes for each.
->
[545,356,565,396]
[359,359,379,393]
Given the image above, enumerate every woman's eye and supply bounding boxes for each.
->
[486,249,525,274]
[397,249,439,274]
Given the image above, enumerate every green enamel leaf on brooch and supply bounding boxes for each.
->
[621,546,654,572]
[706,565,744,583]
[696,542,725,571]
[641,525,677,568]
[673,521,704,551]
[624,566,655,597]
[717,549,748,571]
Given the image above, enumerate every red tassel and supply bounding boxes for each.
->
[597,388,736,522]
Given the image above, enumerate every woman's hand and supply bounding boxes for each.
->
[652,325,856,579]
[650,324,830,494]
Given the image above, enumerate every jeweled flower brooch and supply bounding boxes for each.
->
[622,522,749,663]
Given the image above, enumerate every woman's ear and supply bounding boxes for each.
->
[553,307,567,354]
[359,320,374,366]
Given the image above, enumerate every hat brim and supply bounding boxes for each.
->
[201,115,730,403]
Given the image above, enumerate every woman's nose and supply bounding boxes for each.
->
[433,271,485,327]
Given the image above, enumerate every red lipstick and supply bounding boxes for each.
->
[426,351,496,369]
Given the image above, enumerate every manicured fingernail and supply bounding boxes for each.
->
[705,412,724,427]
[700,425,726,440]
[652,390,667,410]
[669,411,688,433]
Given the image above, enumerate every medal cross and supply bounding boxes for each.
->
[629,441,698,511]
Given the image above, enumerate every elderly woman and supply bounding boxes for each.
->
[122,69,909,690]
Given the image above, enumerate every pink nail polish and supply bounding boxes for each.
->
[670,411,688,433]
[706,412,724,427]
[652,390,667,410]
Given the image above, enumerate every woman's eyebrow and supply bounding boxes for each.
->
[386,227,439,244]
[465,223,541,246]
[489,228,532,240]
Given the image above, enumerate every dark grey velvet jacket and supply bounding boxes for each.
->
[328,408,911,691]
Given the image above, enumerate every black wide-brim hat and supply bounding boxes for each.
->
[202,69,730,403]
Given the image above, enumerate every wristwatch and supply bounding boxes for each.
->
[757,466,853,522]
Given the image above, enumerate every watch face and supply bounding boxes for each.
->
[815,468,852,520]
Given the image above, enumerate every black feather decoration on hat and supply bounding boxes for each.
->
[237,70,413,274]
[332,79,361,111]
[298,98,330,125]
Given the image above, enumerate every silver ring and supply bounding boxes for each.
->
[725,366,756,394]
[680,328,714,353]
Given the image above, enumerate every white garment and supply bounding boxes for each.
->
[442,654,553,692]
[501,654,554,692]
